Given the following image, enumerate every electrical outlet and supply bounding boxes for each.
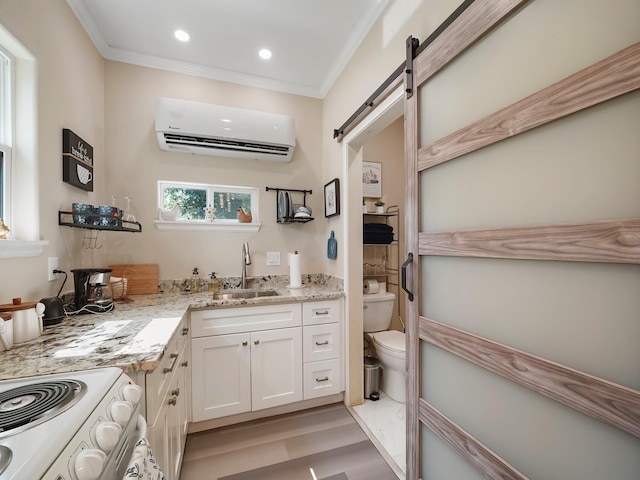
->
[266,251,280,266]
[48,257,59,281]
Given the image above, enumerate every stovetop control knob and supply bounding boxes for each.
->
[75,448,107,480]
[95,421,122,452]
[110,400,133,426]
[122,383,143,405]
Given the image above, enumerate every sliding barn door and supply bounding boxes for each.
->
[404,1,640,479]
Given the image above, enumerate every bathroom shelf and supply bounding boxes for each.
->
[363,205,400,323]
[266,187,315,224]
[58,211,142,233]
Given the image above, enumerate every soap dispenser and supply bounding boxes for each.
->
[190,267,200,293]
[208,272,220,293]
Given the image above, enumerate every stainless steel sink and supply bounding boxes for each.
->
[212,289,280,300]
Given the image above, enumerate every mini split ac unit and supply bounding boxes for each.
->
[155,97,296,162]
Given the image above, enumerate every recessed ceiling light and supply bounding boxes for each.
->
[174,30,190,42]
[259,48,272,60]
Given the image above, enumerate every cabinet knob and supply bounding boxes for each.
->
[315,310,329,316]
[315,340,329,346]
[242,341,248,346]
[182,327,189,335]
[254,339,260,345]
[315,376,329,383]
[168,397,177,406]
[171,388,180,397]
[181,360,189,367]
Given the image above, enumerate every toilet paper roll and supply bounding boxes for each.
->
[288,251,302,288]
[363,279,379,294]
[378,281,386,293]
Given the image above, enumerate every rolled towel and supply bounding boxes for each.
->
[123,438,166,480]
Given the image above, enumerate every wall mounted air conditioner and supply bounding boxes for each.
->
[155,97,295,162]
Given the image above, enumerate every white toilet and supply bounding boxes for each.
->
[363,291,406,403]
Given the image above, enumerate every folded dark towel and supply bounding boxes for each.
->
[364,223,393,233]
[364,222,394,244]
[364,232,394,244]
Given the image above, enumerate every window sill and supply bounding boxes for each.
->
[0,239,48,258]
[154,220,261,233]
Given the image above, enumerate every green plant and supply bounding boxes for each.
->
[375,200,385,206]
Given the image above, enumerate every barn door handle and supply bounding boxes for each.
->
[401,253,414,301]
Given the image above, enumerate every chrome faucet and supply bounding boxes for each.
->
[241,242,252,289]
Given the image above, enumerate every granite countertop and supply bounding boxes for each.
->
[0,278,343,381]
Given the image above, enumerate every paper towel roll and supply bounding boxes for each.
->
[363,279,379,294]
[288,251,302,288]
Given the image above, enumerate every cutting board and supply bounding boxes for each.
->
[108,264,159,295]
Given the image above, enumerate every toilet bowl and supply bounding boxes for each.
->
[363,291,406,403]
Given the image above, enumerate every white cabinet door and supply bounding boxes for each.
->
[191,333,251,421]
[251,327,302,411]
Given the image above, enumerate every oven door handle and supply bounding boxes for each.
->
[136,414,147,441]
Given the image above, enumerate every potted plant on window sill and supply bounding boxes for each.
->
[375,200,385,214]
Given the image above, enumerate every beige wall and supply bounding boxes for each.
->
[0,1,325,307]
[0,0,105,302]
[322,0,459,406]
[102,62,323,279]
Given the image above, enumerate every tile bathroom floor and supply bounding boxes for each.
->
[351,391,406,479]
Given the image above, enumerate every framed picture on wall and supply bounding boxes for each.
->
[362,161,382,198]
[62,129,94,191]
[324,178,340,217]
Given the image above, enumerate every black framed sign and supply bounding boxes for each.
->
[62,128,94,191]
[324,178,340,217]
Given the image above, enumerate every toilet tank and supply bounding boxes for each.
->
[363,291,395,332]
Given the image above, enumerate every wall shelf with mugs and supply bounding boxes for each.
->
[58,206,142,233]
[266,187,314,224]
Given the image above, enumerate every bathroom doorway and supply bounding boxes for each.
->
[340,86,406,477]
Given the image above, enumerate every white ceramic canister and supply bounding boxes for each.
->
[0,312,13,351]
[0,299,43,344]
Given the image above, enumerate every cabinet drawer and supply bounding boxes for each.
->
[146,315,189,423]
[303,358,342,400]
[303,323,340,362]
[191,303,302,337]
[302,299,342,326]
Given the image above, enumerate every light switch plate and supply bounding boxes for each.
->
[266,251,280,266]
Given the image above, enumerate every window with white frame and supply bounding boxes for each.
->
[0,48,12,230]
[158,181,258,223]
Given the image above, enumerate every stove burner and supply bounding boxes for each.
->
[0,380,86,437]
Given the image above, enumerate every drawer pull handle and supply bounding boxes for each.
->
[315,376,329,383]
[163,353,179,373]
[315,310,329,315]
[168,397,177,406]
[171,388,180,397]
[242,341,248,346]
[182,327,189,335]
[315,340,329,346]
[254,340,260,345]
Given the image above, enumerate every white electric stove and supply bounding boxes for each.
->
[0,367,143,480]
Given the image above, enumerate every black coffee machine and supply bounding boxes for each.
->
[71,268,114,314]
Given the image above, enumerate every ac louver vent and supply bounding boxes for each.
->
[163,134,290,156]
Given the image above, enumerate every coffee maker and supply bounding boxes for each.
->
[71,268,114,313]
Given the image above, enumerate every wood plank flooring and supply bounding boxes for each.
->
[180,403,399,480]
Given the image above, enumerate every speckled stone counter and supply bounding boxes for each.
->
[0,276,343,381]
